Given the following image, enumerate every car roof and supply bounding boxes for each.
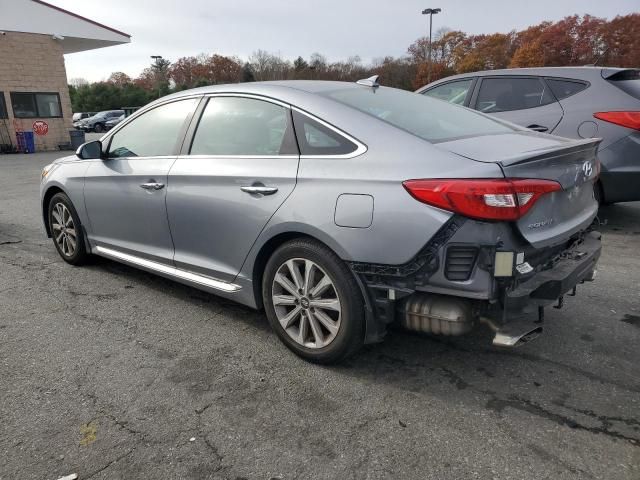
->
[157,80,362,105]
[417,67,633,91]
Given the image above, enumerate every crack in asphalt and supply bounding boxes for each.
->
[486,395,640,445]
[436,363,640,447]
[84,448,135,479]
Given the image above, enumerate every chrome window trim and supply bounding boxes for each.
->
[203,92,291,109]
[291,106,368,159]
[95,246,241,292]
[182,155,299,160]
[101,94,204,143]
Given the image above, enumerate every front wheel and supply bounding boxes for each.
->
[93,123,104,133]
[48,192,89,265]
[262,239,364,364]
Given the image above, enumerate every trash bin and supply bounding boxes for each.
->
[69,129,85,150]
[16,131,35,153]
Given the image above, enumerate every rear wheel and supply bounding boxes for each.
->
[48,193,89,265]
[262,239,364,364]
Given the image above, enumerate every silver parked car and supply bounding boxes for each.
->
[417,67,640,204]
[40,79,602,363]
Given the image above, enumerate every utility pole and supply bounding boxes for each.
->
[421,8,441,84]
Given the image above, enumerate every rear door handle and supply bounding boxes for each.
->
[140,182,165,191]
[241,185,278,195]
[527,124,549,132]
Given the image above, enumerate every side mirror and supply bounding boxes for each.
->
[76,140,103,160]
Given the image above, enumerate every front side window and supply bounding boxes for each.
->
[108,99,198,158]
[11,92,62,118]
[0,93,7,119]
[322,86,515,143]
[475,78,555,113]
[190,97,293,156]
[423,79,474,105]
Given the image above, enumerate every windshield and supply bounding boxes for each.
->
[321,86,517,143]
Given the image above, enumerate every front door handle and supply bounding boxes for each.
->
[241,185,278,195]
[527,124,549,132]
[140,182,165,191]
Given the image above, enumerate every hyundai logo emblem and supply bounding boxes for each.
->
[582,161,593,177]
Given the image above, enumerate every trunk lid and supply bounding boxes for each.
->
[436,132,601,247]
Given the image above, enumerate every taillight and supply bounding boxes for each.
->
[402,178,562,221]
[593,111,640,131]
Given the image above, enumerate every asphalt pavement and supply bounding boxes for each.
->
[1,152,639,480]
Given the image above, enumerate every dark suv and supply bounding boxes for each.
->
[418,67,640,204]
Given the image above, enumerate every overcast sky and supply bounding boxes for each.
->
[48,0,639,82]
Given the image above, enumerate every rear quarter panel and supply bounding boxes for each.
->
[237,112,505,283]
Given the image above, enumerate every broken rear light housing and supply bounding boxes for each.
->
[403,178,562,221]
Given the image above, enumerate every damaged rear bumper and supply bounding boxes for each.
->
[497,231,601,317]
[351,216,602,346]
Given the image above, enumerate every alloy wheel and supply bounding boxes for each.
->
[271,258,342,349]
[51,202,77,257]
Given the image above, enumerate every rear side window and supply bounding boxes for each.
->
[191,97,295,156]
[108,99,198,158]
[476,77,555,113]
[546,79,589,100]
[292,110,358,156]
[423,79,474,105]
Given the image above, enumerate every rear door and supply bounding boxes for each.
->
[84,98,199,263]
[166,95,299,282]
[472,76,564,133]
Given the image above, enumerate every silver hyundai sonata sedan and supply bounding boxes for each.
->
[41,77,602,363]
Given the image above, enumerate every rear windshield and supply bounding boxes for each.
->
[320,86,517,143]
[608,70,640,100]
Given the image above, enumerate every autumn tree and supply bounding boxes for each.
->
[107,72,132,86]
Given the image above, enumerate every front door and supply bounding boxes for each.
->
[473,76,564,133]
[167,96,299,282]
[84,98,199,264]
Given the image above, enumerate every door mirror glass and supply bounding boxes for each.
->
[76,140,102,159]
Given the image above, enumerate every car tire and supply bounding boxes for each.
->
[48,192,89,266]
[262,238,364,364]
[594,180,610,206]
[94,123,104,133]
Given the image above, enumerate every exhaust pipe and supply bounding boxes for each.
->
[399,293,543,347]
[480,317,543,347]
[400,293,474,336]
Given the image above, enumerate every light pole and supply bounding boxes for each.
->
[421,8,441,84]
[150,55,163,98]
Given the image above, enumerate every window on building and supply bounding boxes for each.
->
[0,93,7,119]
[10,92,63,118]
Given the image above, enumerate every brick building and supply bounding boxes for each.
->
[0,0,129,152]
